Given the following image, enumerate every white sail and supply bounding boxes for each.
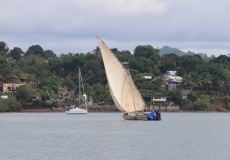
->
[98,40,146,113]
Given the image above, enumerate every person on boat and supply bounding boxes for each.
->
[154,110,161,120]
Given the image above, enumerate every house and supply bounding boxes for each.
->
[143,76,152,83]
[12,76,27,84]
[56,91,74,102]
[164,76,182,83]
[7,57,16,63]
[163,71,183,90]
[34,93,42,100]
[122,61,129,65]
[1,95,8,99]
[1,76,28,93]
[163,71,177,78]
[152,93,167,103]
[181,90,190,99]
[0,75,7,82]
[2,83,24,93]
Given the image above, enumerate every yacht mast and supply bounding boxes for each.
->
[79,68,81,107]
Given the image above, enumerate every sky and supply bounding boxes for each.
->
[1,0,230,56]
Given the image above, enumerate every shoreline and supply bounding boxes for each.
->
[19,108,230,113]
[2,105,230,113]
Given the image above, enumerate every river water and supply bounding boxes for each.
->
[0,112,230,160]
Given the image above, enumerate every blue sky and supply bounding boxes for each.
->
[1,0,230,56]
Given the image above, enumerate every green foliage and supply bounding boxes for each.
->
[134,45,160,63]
[165,89,183,106]
[43,50,57,60]
[180,99,191,110]
[8,47,23,60]
[140,89,153,102]
[131,45,160,73]
[160,53,179,73]
[211,55,230,65]
[0,96,22,112]
[16,85,34,102]
[39,75,61,94]
[90,83,110,103]
[187,91,197,102]
[0,55,15,80]
[209,97,215,104]
[1,40,230,111]
[179,55,204,73]
[62,77,76,91]
[65,94,76,105]
[223,96,230,109]
[17,54,50,79]
[39,90,50,101]
[0,41,9,55]
[40,100,60,108]
[32,99,44,107]
[192,100,208,111]
[26,45,44,56]
[215,106,223,112]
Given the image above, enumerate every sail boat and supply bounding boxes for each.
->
[66,68,88,114]
[98,39,161,121]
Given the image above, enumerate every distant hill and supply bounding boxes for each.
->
[159,46,196,56]
[159,46,212,61]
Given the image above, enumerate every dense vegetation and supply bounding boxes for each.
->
[0,41,230,112]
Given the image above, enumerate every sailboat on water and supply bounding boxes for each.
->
[98,39,161,121]
[66,68,88,114]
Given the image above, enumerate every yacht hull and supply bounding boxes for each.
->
[66,108,87,114]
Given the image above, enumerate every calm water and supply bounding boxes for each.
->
[0,112,230,160]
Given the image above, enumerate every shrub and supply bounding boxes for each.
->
[32,99,44,107]
[192,100,208,111]
[215,106,223,112]
[223,96,230,109]
[16,85,34,102]
[0,97,22,112]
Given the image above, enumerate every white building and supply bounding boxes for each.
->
[1,95,8,99]
[152,93,166,103]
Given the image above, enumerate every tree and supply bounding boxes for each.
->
[0,96,22,112]
[0,41,9,55]
[165,89,183,106]
[39,74,61,100]
[0,55,14,79]
[134,45,160,65]
[211,55,230,65]
[178,55,204,73]
[159,60,177,73]
[90,83,110,103]
[8,47,24,60]
[16,85,34,103]
[43,50,57,60]
[62,77,76,91]
[92,46,101,56]
[159,53,179,73]
[17,54,49,81]
[192,100,208,111]
[129,56,154,73]
[200,72,213,90]
[26,45,44,56]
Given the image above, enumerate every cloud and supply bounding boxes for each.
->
[0,0,230,56]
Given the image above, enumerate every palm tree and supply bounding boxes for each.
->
[190,72,202,90]
[182,73,193,90]
[200,72,213,90]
